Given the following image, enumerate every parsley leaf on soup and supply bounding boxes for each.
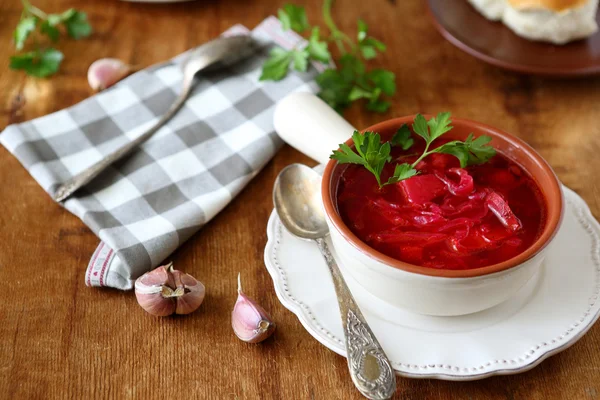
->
[465,134,496,165]
[391,124,414,150]
[436,134,496,168]
[412,114,431,143]
[330,112,496,188]
[386,163,418,185]
[427,112,453,141]
[331,131,391,187]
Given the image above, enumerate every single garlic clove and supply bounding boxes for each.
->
[136,288,177,316]
[135,264,176,317]
[134,262,205,317]
[171,269,206,315]
[232,273,276,343]
[87,58,133,91]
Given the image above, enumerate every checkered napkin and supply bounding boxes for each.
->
[0,17,324,290]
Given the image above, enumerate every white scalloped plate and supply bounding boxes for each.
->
[264,186,600,380]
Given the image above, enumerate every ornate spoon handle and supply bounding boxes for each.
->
[315,238,396,400]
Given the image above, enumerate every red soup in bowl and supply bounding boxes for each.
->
[324,115,563,278]
[337,140,546,270]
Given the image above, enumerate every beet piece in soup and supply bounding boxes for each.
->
[336,140,546,270]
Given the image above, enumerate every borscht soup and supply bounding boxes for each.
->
[332,114,547,271]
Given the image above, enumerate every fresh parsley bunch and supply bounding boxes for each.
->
[260,1,395,114]
[331,112,497,188]
[10,0,92,77]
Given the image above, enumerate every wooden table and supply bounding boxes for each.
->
[1,0,599,398]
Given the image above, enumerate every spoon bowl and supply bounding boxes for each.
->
[273,164,329,240]
[182,35,254,86]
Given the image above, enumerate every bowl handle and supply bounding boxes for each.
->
[273,92,357,164]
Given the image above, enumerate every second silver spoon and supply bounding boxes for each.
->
[273,163,396,400]
[53,35,253,202]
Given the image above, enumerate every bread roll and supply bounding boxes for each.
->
[468,0,599,44]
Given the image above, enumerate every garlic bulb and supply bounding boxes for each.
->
[87,58,133,91]
[232,273,276,343]
[135,262,205,316]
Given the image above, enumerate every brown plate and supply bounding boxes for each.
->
[426,0,600,77]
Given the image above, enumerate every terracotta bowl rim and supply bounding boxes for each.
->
[321,115,564,279]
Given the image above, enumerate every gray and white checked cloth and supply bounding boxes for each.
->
[0,17,324,290]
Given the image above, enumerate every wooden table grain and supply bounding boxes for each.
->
[1,0,600,399]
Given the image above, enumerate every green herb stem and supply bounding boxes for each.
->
[394,153,418,161]
[322,0,342,51]
[28,5,47,19]
[21,0,48,19]
[410,146,434,169]
[322,0,356,54]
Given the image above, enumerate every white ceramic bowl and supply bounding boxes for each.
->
[274,92,563,316]
[328,222,547,316]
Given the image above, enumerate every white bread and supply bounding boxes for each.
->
[469,0,507,19]
[468,0,599,44]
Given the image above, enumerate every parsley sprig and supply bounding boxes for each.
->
[10,0,92,77]
[330,112,497,188]
[260,0,395,114]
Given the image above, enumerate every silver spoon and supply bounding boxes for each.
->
[273,163,396,400]
[53,35,254,202]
